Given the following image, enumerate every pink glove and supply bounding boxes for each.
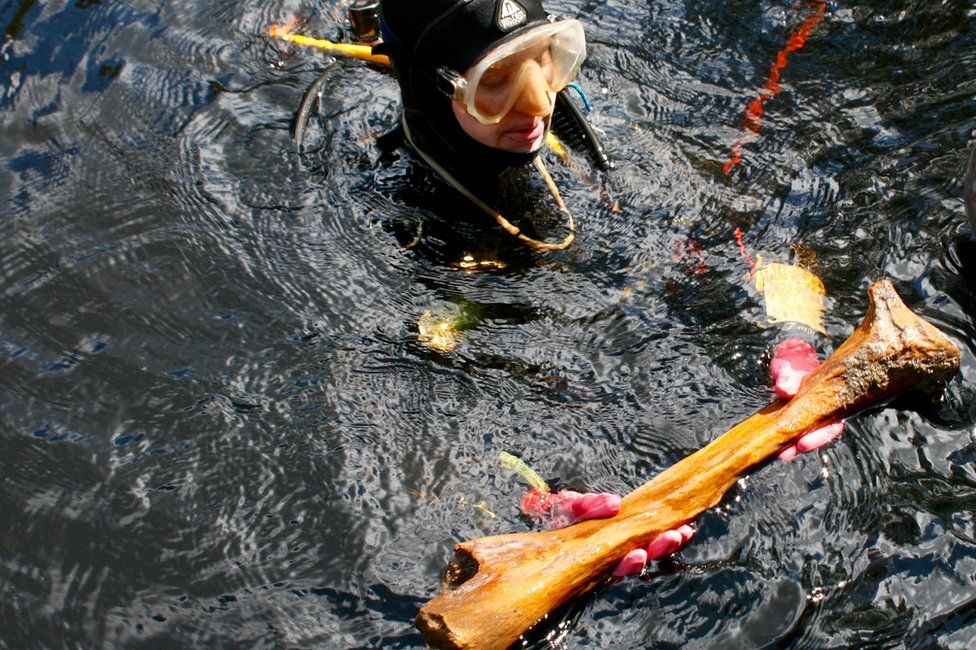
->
[770,338,845,461]
[520,489,695,577]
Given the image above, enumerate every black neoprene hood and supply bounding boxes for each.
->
[380,0,549,75]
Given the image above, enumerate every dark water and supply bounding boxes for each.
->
[2,0,975,647]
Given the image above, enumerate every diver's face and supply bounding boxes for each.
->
[451,60,554,153]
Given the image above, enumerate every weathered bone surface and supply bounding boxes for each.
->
[415,280,961,649]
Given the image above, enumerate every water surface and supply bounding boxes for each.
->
[2,0,975,647]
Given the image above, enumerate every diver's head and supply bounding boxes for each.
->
[379,0,586,173]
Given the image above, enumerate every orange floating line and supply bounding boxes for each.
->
[734,227,757,272]
[723,1,827,175]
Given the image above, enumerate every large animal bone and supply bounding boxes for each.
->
[415,280,961,649]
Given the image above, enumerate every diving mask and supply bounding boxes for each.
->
[436,19,586,125]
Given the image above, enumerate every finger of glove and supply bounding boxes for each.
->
[647,525,694,560]
[777,444,799,462]
[570,492,622,522]
[612,549,647,578]
[779,421,845,461]
[796,421,845,453]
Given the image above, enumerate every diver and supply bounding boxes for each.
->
[373,0,610,264]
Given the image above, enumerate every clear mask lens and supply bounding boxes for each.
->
[458,19,586,124]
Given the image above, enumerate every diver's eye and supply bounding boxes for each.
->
[480,66,513,89]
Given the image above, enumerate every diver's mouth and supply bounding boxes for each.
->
[502,117,546,147]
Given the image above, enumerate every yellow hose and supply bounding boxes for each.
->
[270,26,391,65]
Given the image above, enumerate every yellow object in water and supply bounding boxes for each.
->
[453,255,507,272]
[270,25,391,65]
[418,310,461,352]
[754,261,827,333]
[499,451,550,492]
[545,132,569,162]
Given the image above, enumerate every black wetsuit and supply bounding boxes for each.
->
[371,124,574,268]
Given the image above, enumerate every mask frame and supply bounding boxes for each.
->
[435,19,586,124]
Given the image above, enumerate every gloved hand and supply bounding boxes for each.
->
[611,524,696,577]
[770,338,845,461]
[520,488,622,531]
[520,488,695,577]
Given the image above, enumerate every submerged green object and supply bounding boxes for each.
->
[499,451,549,493]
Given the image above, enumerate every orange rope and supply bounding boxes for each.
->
[723,1,827,175]
[734,228,757,272]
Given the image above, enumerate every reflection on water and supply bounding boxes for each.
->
[1,0,975,647]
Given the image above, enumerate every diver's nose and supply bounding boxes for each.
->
[511,63,552,117]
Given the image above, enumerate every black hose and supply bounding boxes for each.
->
[293,60,340,152]
[554,90,612,172]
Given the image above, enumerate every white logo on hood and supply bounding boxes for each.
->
[496,0,527,31]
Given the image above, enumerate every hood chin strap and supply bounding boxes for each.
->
[401,116,575,251]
